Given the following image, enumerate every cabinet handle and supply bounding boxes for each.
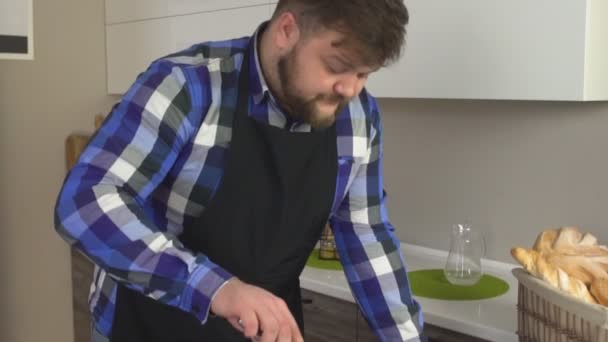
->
[301,298,313,304]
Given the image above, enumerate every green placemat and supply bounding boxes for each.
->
[306,249,343,270]
[408,269,509,300]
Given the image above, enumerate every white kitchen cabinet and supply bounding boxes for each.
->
[105,0,269,25]
[366,0,608,101]
[106,0,608,100]
[105,4,269,94]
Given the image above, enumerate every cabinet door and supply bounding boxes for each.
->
[422,324,492,342]
[106,5,268,94]
[105,0,269,24]
[356,308,493,342]
[365,0,589,100]
[355,309,378,342]
[301,289,357,342]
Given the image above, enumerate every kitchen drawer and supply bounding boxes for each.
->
[356,306,491,342]
[423,324,492,342]
[304,288,492,342]
[301,289,357,342]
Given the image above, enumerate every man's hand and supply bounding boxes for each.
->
[210,278,304,342]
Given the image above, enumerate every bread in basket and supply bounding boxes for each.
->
[511,227,608,306]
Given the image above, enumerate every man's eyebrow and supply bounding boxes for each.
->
[330,39,358,67]
[330,54,378,74]
[328,40,377,73]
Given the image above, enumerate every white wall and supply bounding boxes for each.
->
[380,98,608,263]
[0,1,118,341]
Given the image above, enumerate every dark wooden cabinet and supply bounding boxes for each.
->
[301,289,358,342]
[421,324,491,342]
[66,130,99,342]
[71,248,94,342]
[302,289,491,342]
[355,309,378,341]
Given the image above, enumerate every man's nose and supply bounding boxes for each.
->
[334,74,363,99]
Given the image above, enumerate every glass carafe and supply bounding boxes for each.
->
[443,222,485,286]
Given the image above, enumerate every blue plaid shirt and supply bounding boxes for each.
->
[54,24,424,342]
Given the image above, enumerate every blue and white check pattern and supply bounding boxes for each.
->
[54,24,424,342]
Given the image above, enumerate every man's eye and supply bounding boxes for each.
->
[327,64,345,74]
[358,73,369,80]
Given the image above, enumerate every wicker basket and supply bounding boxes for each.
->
[512,268,608,342]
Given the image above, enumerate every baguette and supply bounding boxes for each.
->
[529,227,608,284]
[533,227,608,257]
[511,247,598,304]
[553,227,608,256]
[513,226,608,306]
[590,278,608,306]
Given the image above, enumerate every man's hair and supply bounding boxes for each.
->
[272,0,409,67]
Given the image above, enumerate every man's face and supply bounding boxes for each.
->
[275,29,378,129]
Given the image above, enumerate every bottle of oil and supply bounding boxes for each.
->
[319,223,339,260]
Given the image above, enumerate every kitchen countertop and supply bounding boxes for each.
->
[300,243,519,341]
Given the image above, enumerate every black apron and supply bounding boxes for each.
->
[110,43,338,341]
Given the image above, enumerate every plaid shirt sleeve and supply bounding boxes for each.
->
[330,95,426,342]
[54,60,233,324]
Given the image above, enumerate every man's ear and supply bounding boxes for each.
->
[272,11,301,52]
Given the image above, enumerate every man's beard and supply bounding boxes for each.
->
[276,50,350,130]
